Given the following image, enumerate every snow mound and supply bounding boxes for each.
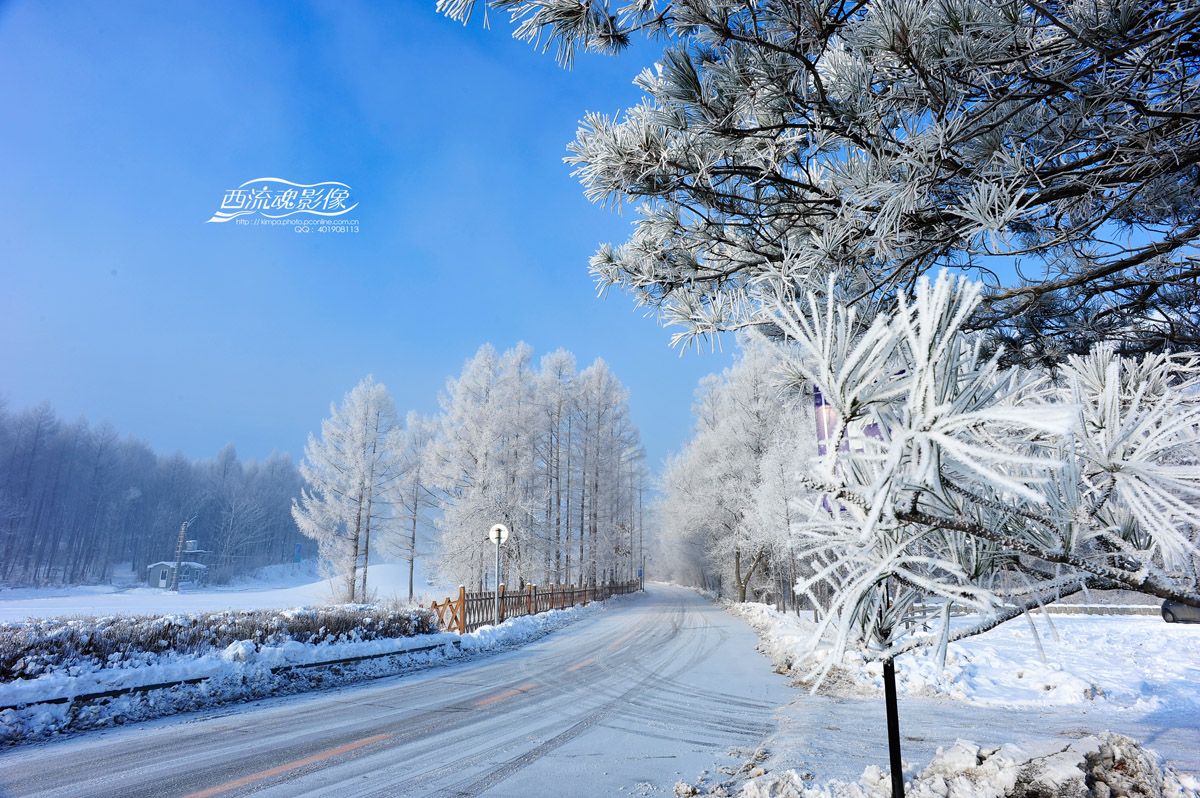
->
[730,734,1199,798]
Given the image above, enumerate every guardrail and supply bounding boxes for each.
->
[425,580,640,635]
[1042,604,1160,616]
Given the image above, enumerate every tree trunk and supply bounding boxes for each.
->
[408,495,417,601]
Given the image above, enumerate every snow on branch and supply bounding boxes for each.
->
[775,271,1200,676]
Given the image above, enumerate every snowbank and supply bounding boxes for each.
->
[725,602,1200,711]
[711,733,1200,798]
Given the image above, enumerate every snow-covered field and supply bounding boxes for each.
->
[0,560,598,745]
[0,561,453,623]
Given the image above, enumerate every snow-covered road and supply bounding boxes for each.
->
[0,585,790,797]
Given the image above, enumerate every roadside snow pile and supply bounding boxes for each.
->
[720,733,1200,798]
[725,602,1200,711]
[0,597,620,746]
[460,600,604,651]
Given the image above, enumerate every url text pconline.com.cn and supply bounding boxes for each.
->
[233,218,360,232]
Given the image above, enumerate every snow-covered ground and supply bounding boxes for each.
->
[708,601,1200,798]
[5,574,1198,798]
[727,602,1200,712]
[0,560,452,623]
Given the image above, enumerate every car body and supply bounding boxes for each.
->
[1161,600,1200,623]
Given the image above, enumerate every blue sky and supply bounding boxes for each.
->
[0,0,733,470]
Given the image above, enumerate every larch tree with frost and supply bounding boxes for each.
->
[431,344,531,589]
[292,376,404,603]
[389,410,439,601]
[430,343,648,591]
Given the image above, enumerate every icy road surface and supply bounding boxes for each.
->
[0,585,789,797]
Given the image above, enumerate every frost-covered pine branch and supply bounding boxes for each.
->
[774,271,1200,674]
[445,0,1200,364]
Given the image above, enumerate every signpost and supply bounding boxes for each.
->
[489,523,509,626]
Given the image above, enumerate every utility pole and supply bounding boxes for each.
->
[169,517,197,592]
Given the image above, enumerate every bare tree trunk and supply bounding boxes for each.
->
[408,495,418,601]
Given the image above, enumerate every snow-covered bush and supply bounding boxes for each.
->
[0,605,434,680]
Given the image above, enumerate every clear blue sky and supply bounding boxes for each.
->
[0,0,733,470]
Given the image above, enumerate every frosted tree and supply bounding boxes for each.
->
[431,345,523,589]
[658,335,801,600]
[389,411,439,601]
[206,444,270,579]
[535,349,578,583]
[429,344,647,590]
[573,359,643,584]
[292,376,403,602]
[441,0,1200,364]
[746,410,820,611]
[756,272,1199,795]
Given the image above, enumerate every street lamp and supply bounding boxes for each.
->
[488,523,509,626]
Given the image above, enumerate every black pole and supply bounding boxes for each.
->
[883,657,904,797]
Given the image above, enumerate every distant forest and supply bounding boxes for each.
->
[0,398,309,587]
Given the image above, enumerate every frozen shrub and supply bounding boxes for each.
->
[0,605,435,681]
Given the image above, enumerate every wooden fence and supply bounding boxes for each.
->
[424,580,640,635]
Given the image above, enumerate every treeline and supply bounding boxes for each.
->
[656,335,818,606]
[0,399,308,586]
[294,343,649,602]
[0,342,647,596]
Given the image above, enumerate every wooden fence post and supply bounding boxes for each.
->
[457,585,466,635]
[527,583,534,615]
[498,583,506,622]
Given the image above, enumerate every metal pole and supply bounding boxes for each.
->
[884,657,904,797]
[494,537,501,627]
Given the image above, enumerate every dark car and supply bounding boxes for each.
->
[1161,600,1200,623]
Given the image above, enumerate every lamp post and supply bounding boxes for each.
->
[489,523,509,626]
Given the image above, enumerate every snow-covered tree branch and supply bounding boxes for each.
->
[774,272,1200,674]
[443,0,1200,365]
